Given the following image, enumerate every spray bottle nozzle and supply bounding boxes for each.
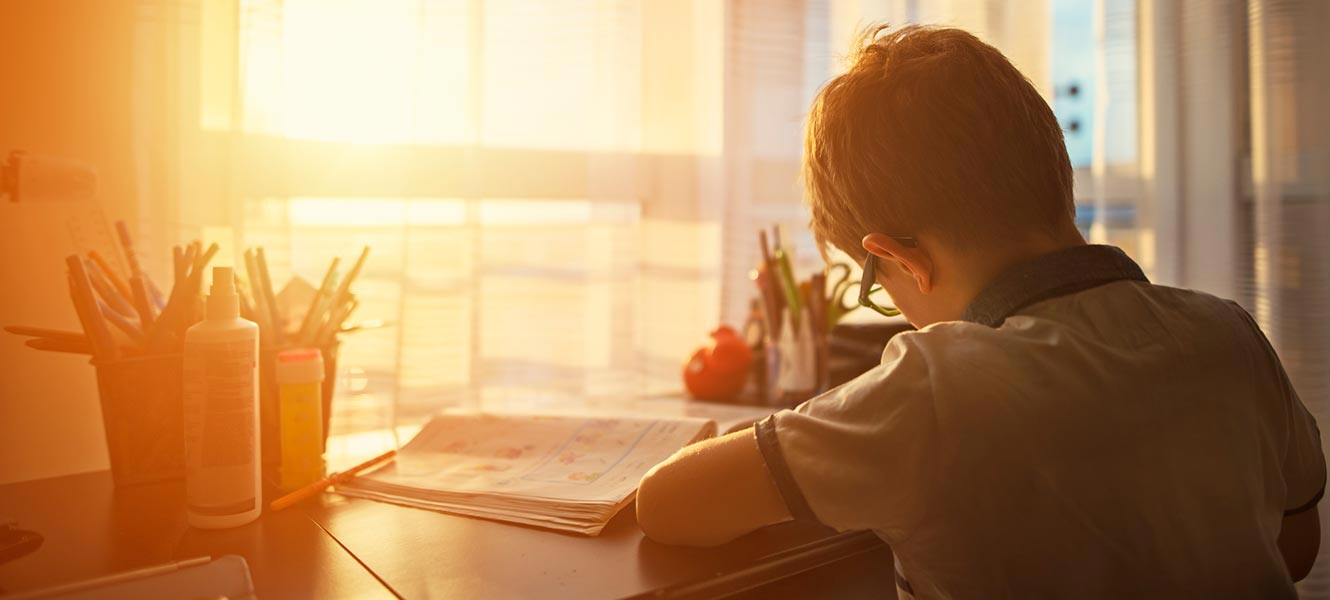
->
[206,266,241,320]
[212,266,236,295]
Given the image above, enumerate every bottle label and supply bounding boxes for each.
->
[183,337,257,469]
[184,335,259,524]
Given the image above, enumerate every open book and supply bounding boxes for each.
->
[336,412,726,535]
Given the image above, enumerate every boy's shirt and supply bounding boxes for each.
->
[755,245,1325,599]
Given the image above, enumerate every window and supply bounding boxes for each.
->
[180,0,832,445]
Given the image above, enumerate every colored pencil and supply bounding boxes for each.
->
[269,449,397,511]
[774,249,802,330]
[243,249,272,337]
[255,248,282,344]
[114,221,144,279]
[66,256,118,361]
[4,326,86,342]
[338,319,390,334]
[758,230,773,265]
[315,298,358,348]
[87,250,133,301]
[297,257,341,344]
[26,337,94,355]
[129,275,156,330]
[752,267,781,337]
[97,298,145,343]
[145,275,167,310]
[85,257,137,318]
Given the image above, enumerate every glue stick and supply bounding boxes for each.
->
[183,266,261,529]
[277,348,326,491]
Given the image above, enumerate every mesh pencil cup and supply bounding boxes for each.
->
[92,353,186,486]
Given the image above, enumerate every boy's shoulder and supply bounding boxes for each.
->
[870,280,1272,396]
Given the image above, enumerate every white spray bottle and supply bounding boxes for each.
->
[182,266,262,528]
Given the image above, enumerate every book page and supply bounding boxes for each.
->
[356,413,715,502]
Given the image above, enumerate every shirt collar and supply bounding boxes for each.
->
[961,244,1148,327]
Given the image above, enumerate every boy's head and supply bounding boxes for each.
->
[804,24,1082,326]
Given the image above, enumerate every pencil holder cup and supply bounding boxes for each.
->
[258,339,340,478]
[92,353,186,487]
[764,313,830,408]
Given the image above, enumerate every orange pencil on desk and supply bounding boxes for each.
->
[269,449,397,511]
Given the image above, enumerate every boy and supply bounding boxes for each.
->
[635,25,1325,598]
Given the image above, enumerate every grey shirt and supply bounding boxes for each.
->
[756,245,1325,598]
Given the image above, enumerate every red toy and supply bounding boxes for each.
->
[683,325,753,402]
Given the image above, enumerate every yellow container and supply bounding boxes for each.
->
[276,348,326,491]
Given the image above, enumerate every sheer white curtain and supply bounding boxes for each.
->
[133,0,833,438]
[1248,1,1330,593]
[227,0,730,427]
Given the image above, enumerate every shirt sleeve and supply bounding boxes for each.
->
[1233,304,1326,515]
[1279,376,1325,516]
[754,332,944,541]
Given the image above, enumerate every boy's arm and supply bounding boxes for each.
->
[1279,506,1320,582]
[636,428,792,546]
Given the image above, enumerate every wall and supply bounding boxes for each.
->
[0,2,138,484]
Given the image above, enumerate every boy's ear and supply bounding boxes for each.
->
[862,233,934,294]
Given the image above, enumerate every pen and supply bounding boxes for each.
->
[18,557,212,598]
[145,240,218,352]
[297,257,341,344]
[114,220,144,279]
[752,267,781,337]
[192,243,221,326]
[810,272,827,337]
[243,249,272,337]
[338,319,391,334]
[97,298,145,343]
[67,255,118,361]
[237,273,256,321]
[129,275,156,330]
[87,250,133,301]
[173,245,185,281]
[269,449,397,511]
[762,229,785,319]
[85,257,137,318]
[255,247,282,344]
[315,297,358,348]
[775,248,802,330]
[145,274,167,310]
[329,246,371,312]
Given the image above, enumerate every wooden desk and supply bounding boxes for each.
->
[0,472,392,598]
[308,495,890,599]
[0,472,894,598]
